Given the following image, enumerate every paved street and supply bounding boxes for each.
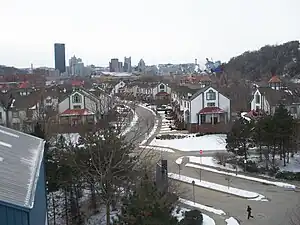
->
[128,105,300,225]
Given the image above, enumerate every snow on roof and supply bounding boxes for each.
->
[0,126,45,208]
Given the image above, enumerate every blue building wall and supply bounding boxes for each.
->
[29,160,47,225]
[0,201,29,225]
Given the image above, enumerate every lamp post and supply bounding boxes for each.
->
[192,180,195,204]
[199,150,203,181]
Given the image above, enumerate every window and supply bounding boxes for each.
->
[0,112,2,120]
[206,90,216,100]
[184,101,186,108]
[73,105,81,109]
[255,94,260,104]
[72,93,82,103]
[207,102,215,107]
[160,84,165,89]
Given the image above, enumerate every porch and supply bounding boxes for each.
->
[187,106,229,133]
[59,109,96,126]
[197,107,228,125]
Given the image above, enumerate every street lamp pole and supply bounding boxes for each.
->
[192,180,195,204]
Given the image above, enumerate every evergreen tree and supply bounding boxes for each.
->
[226,117,253,164]
[115,175,179,225]
[180,210,203,225]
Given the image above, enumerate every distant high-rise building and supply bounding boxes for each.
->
[124,56,132,72]
[110,58,120,72]
[137,59,146,73]
[54,43,66,73]
[69,55,85,76]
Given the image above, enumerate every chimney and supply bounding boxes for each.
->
[195,59,198,65]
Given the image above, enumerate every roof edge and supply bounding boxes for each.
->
[25,139,45,209]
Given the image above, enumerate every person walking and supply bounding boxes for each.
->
[247,205,254,219]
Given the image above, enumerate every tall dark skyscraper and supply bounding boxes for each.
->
[54,43,66,73]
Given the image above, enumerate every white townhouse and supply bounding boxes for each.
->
[58,88,111,126]
[172,86,231,133]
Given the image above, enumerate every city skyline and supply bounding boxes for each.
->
[1,0,300,68]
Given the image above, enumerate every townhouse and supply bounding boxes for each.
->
[249,75,300,119]
[171,85,231,133]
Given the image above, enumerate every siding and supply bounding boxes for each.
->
[0,203,29,225]
[29,160,47,225]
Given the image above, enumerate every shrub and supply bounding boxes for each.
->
[180,209,203,225]
[275,171,300,181]
[214,152,230,166]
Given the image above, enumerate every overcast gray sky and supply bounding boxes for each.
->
[1,0,300,68]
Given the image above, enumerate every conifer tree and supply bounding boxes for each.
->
[115,175,179,225]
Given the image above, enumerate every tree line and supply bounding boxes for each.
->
[226,104,299,174]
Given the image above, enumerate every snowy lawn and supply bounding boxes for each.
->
[168,173,262,199]
[172,207,216,225]
[278,154,300,172]
[185,163,296,189]
[178,156,240,172]
[151,134,227,151]
[225,217,240,225]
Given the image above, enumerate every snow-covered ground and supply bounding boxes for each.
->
[150,134,227,151]
[121,107,138,136]
[168,173,266,199]
[183,156,239,171]
[278,154,300,172]
[243,153,300,173]
[185,163,296,189]
[225,217,240,225]
[179,198,240,225]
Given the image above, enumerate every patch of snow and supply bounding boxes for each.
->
[151,134,227,151]
[225,217,240,225]
[179,198,226,216]
[61,133,81,145]
[121,108,138,136]
[168,173,262,199]
[279,154,300,172]
[185,163,295,189]
[187,156,240,172]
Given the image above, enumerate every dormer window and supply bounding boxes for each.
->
[206,90,216,100]
[72,93,82,103]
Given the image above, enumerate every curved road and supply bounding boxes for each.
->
[124,105,300,225]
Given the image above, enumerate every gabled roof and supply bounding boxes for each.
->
[189,86,211,101]
[268,75,281,83]
[256,87,299,106]
[0,126,45,208]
